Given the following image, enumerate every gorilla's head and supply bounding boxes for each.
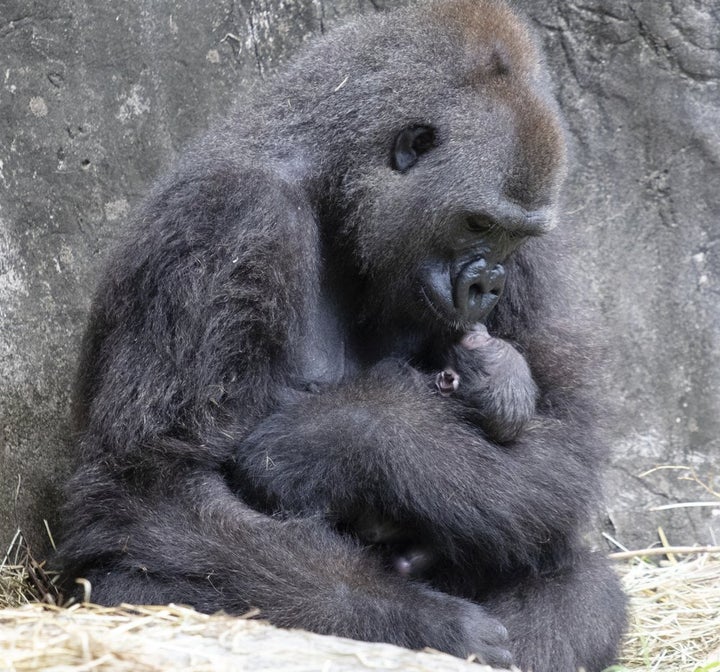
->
[272,0,567,338]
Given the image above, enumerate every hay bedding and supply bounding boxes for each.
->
[0,602,500,672]
[614,551,720,672]
[2,531,719,672]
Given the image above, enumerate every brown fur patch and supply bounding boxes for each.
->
[430,0,565,207]
[508,92,567,206]
[430,0,539,84]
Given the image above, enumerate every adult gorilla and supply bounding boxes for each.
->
[58,1,627,669]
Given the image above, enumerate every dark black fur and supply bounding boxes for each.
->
[58,1,627,669]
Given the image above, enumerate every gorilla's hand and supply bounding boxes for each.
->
[445,324,537,443]
[416,589,512,668]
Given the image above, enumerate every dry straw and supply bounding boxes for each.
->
[612,550,720,672]
[0,529,59,610]
[1,530,719,671]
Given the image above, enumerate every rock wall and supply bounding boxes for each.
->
[1,0,718,554]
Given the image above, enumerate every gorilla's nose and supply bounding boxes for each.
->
[455,258,505,323]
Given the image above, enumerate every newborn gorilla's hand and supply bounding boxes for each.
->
[435,368,460,396]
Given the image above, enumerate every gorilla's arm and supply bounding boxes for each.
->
[59,464,512,665]
[230,331,602,571]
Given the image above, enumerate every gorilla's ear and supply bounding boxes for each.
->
[391,125,436,172]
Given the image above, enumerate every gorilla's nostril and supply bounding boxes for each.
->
[455,259,506,322]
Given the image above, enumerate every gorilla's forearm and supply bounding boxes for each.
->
[231,367,600,569]
[58,468,512,667]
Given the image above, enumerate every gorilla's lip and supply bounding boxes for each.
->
[418,263,458,324]
[419,284,462,329]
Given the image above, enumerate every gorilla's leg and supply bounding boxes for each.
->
[484,550,627,672]
[59,469,512,667]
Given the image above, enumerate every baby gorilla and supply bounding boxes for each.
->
[363,324,537,577]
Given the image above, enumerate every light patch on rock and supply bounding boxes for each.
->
[206,49,221,64]
[117,84,150,121]
[0,224,28,320]
[59,244,74,267]
[104,199,130,221]
[615,430,669,461]
[29,97,48,117]
[692,253,711,287]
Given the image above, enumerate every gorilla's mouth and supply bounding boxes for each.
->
[419,258,505,328]
[467,283,502,316]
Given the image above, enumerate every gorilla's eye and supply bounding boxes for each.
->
[466,215,496,233]
[391,125,436,173]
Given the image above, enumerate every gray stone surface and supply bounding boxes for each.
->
[520,0,720,550]
[1,0,718,556]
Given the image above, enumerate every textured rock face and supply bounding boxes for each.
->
[522,0,720,549]
[1,0,718,554]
